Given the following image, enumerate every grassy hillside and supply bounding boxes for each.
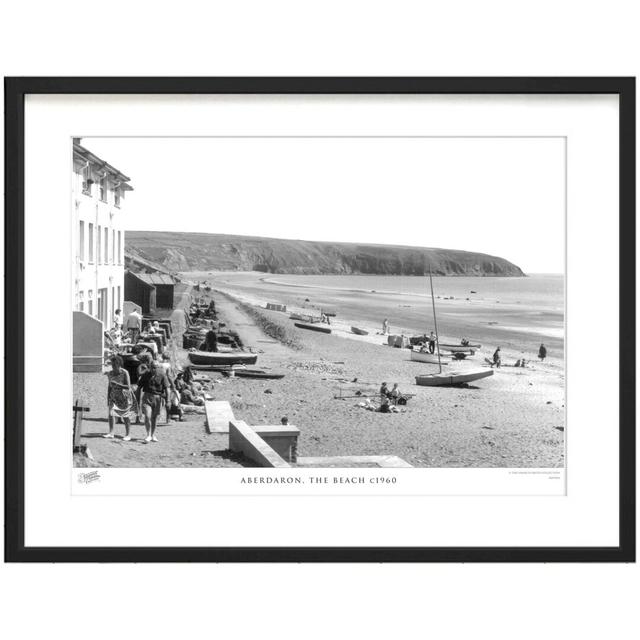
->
[125,231,525,277]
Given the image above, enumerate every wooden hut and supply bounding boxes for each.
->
[124,271,157,314]
[134,273,176,309]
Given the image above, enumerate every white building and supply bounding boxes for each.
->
[72,139,133,332]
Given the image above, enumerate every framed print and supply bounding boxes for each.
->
[4,77,635,562]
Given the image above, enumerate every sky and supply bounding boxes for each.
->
[83,136,565,273]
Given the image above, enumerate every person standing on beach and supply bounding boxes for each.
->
[382,318,389,334]
[538,343,547,362]
[137,359,170,443]
[125,308,143,343]
[428,331,437,354]
[492,347,502,368]
[104,355,137,440]
[113,308,123,331]
[203,329,218,352]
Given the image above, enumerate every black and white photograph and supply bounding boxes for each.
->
[72,135,566,472]
[6,77,633,564]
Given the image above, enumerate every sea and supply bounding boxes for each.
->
[187,272,565,356]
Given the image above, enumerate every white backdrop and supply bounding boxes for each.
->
[1,2,638,640]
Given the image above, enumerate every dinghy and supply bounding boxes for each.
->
[289,313,321,323]
[413,267,493,388]
[294,322,332,334]
[439,342,481,351]
[410,350,446,365]
[416,369,493,387]
[187,351,258,366]
[233,369,285,380]
[351,326,369,336]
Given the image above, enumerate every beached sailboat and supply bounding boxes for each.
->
[415,268,493,387]
[351,326,369,335]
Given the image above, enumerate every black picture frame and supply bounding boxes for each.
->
[4,77,636,563]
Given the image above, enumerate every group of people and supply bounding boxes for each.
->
[190,299,217,321]
[417,331,438,354]
[489,343,548,368]
[379,382,406,412]
[106,307,147,348]
[104,349,209,443]
[106,307,167,353]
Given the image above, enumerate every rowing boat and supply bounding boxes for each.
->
[294,322,332,334]
[289,313,322,323]
[415,369,494,387]
[187,351,258,366]
[410,350,446,365]
[439,342,481,351]
[233,369,285,380]
[351,326,369,335]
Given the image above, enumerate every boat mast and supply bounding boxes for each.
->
[429,264,442,374]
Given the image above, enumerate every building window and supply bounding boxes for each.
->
[117,285,121,311]
[82,165,92,195]
[78,220,85,261]
[98,288,108,325]
[104,227,109,263]
[114,189,121,207]
[88,223,94,262]
[118,231,122,264]
[97,225,102,263]
[78,290,84,312]
[99,175,107,202]
[88,290,93,316]
[112,229,116,263]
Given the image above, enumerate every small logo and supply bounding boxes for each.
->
[78,470,101,484]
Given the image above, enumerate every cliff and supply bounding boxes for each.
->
[125,231,526,277]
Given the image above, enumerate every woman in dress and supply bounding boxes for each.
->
[104,355,137,440]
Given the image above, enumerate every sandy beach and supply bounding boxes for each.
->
[77,273,565,468]
[206,286,565,468]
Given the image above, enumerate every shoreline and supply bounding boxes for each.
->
[208,282,562,369]
[184,270,564,354]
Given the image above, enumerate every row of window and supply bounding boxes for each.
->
[77,286,121,327]
[78,221,123,265]
[81,169,121,206]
